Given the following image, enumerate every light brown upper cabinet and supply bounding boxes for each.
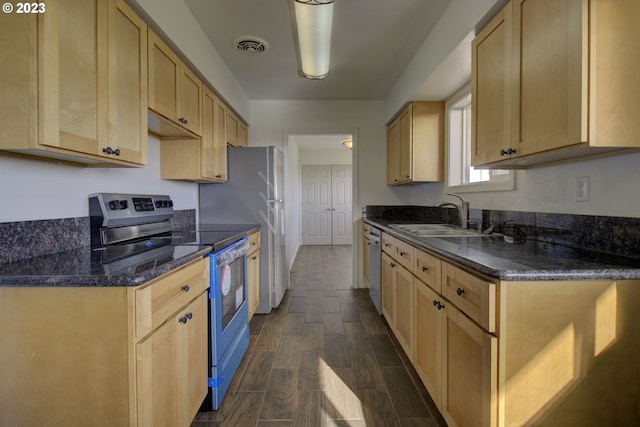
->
[148,30,202,137]
[386,102,444,185]
[0,0,147,166]
[226,109,248,147]
[160,87,227,182]
[472,0,640,168]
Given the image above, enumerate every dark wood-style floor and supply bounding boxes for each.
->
[191,245,448,427]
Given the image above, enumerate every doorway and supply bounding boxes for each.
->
[301,164,353,245]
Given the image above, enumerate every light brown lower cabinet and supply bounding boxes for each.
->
[247,230,261,320]
[382,233,640,427]
[0,257,209,427]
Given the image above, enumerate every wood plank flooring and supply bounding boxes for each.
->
[191,245,447,427]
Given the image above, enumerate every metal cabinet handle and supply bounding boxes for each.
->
[422,266,428,272]
[251,255,257,260]
[432,300,445,310]
[178,312,193,324]
[456,287,465,296]
[181,285,190,292]
[390,262,396,268]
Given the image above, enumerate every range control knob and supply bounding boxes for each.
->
[108,200,128,210]
[155,200,173,209]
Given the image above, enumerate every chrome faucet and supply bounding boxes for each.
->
[434,193,470,229]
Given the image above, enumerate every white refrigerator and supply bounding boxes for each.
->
[199,146,287,314]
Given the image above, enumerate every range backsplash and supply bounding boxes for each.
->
[2,207,639,263]
[364,205,640,259]
[0,209,196,264]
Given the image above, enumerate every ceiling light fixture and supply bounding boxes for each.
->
[293,0,335,80]
[342,137,352,150]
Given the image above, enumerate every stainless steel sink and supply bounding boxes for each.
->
[388,223,490,238]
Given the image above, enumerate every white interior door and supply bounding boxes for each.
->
[331,165,352,245]
[301,165,332,244]
[301,165,352,245]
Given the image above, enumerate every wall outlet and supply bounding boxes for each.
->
[575,176,589,202]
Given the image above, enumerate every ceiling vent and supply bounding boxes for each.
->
[233,37,269,55]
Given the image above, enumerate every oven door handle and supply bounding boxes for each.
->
[214,238,249,267]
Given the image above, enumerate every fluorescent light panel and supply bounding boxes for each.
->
[294,0,334,79]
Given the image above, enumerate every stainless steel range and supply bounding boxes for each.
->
[89,192,194,275]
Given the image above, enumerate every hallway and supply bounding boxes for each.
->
[191,245,446,426]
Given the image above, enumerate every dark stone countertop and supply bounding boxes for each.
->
[365,218,640,281]
[0,244,212,287]
[0,223,262,288]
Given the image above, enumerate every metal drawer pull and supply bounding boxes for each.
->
[421,266,428,272]
[399,251,405,256]
[178,312,193,324]
[181,285,190,292]
[432,300,445,310]
[390,262,396,268]
[456,287,465,296]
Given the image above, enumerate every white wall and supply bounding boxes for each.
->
[285,139,301,274]
[385,0,496,119]
[299,149,351,165]
[410,151,640,218]
[0,135,198,222]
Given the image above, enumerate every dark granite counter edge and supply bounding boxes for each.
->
[0,246,212,287]
[364,218,640,281]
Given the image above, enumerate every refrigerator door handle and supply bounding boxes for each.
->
[267,199,284,204]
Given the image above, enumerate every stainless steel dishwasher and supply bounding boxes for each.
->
[368,226,382,314]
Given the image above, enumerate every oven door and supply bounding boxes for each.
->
[209,238,249,364]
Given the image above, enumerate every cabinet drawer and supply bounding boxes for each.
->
[414,248,442,293]
[362,222,371,236]
[247,230,261,254]
[381,232,395,255]
[394,238,414,272]
[442,262,496,333]
[136,258,209,339]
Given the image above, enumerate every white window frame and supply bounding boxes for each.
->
[446,83,514,193]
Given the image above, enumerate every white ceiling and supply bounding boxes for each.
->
[183,0,453,101]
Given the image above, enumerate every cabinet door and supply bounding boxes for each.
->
[381,252,395,326]
[393,262,413,358]
[414,279,443,408]
[107,0,147,165]
[471,2,511,166]
[237,122,248,147]
[202,88,227,181]
[212,94,228,179]
[362,235,370,287]
[179,293,208,427]
[137,294,208,427]
[148,30,180,123]
[248,250,260,319]
[179,65,203,136]
[386,119,400,185]
[442,304,498,427]
[226,110,239,146]
[510,0,586,157]
[398,105,412,183]
[40,0,108,156]
[136,311,180,427]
